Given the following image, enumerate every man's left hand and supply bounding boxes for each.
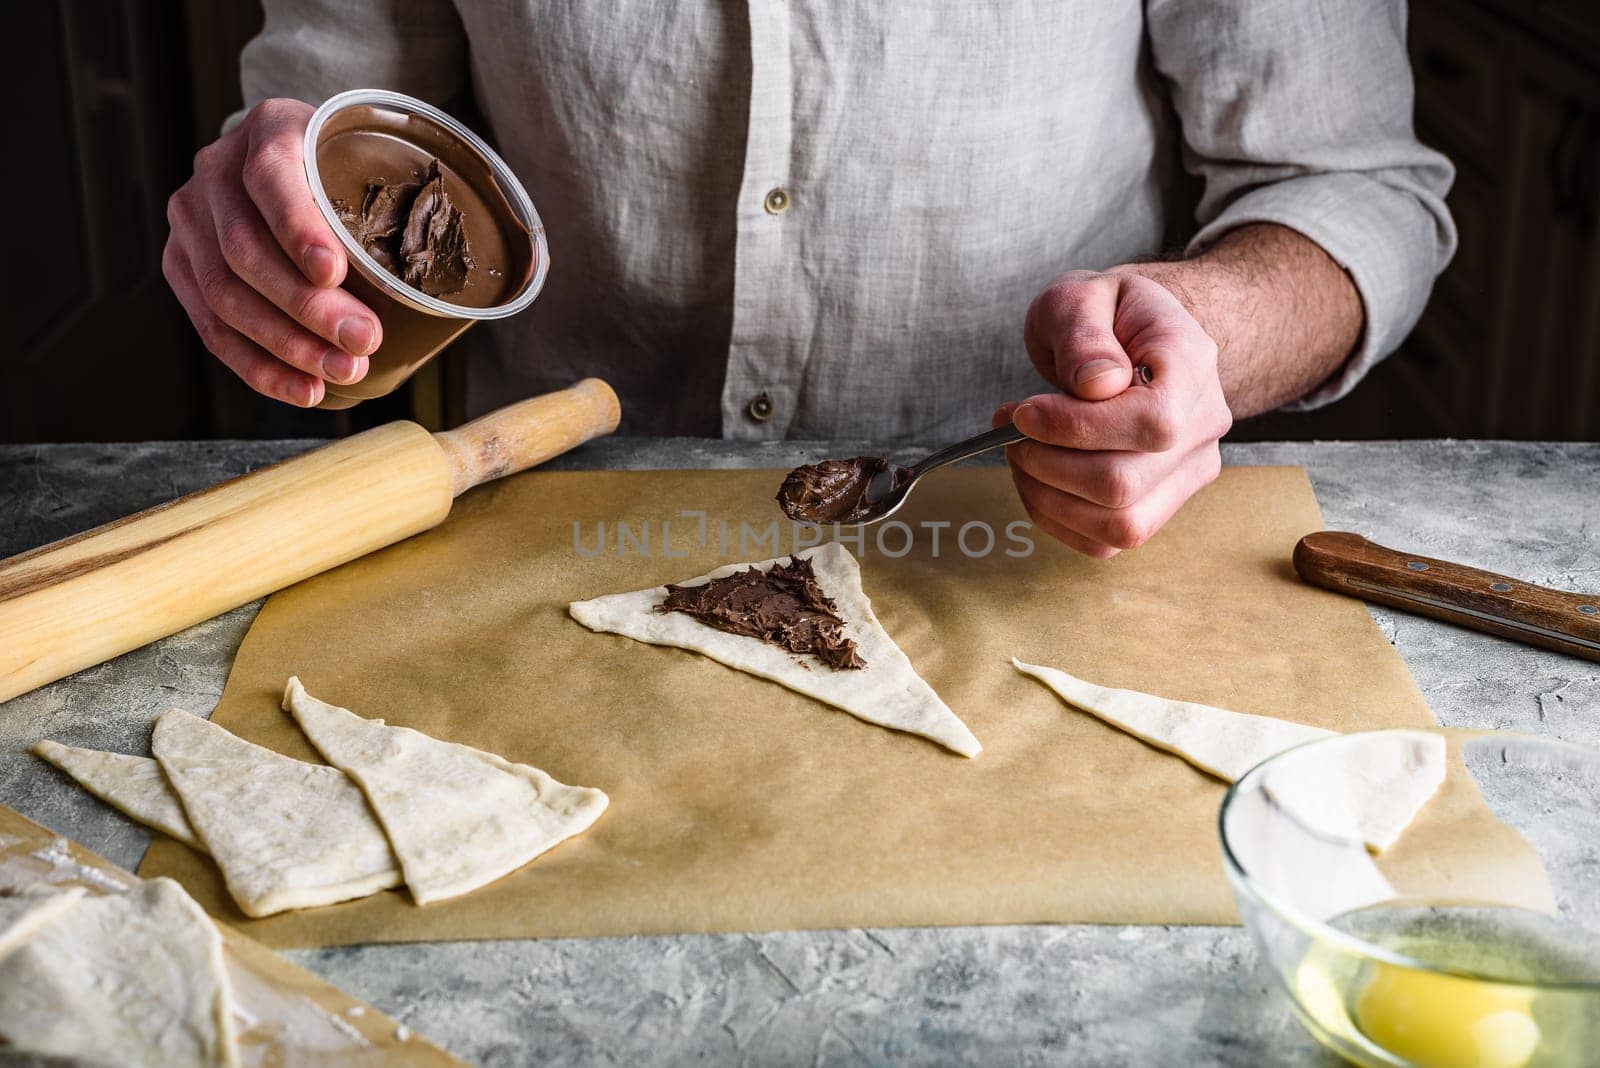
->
[995,270,1234,558]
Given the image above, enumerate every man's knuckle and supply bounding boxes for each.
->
[240,149,300,209]
[239,147,273,192]
[243,362,280,397]
[1098,462,1141,509]
[242,139,297,192]
[1135,422,1172,453]
[217,218,260,274]
[1105,510,1152,551]
[290,286,326,327]
[252,98,297,127]
[1054,269,1102,291]
[1035,404,1082,444]
[1139,402,1182,451]
[192,143,219,177]
[279,332,326,371]
[1038,280,1089,322]
[1015,486,1048,527]
[1067,323,1116,355]
[195,263,240,315]
[193,314,227,356]
[1213,404,1234,439]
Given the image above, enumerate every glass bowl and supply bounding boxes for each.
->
[1220,729,1600,1068]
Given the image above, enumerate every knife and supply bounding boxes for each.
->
[1293,531,1600,663]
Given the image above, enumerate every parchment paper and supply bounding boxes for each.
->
[138,466,1545,948]
[0,804,463,1066]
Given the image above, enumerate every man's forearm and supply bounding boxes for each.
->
[1113,223,1364,419]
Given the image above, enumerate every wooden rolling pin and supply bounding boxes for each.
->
[1294,531,1600,662]
[0,378,621,704]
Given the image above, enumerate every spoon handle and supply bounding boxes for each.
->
[910,424,1027,478]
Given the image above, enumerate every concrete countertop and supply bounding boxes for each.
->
[2,438,1597,1067]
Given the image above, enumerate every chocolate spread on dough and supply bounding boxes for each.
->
[333,159,476,297]
[776,457,891,524]
[656,556,865,670]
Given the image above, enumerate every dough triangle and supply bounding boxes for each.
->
[0,886,85,959]
[0,878,239,1068]
[1013,658,1332,780]
[569,541,980,757]
[1260,731,1446,851]
[34,739,203,851]
[1013,659,1444,851]
[282,678,610,905]
[152,709,402,918]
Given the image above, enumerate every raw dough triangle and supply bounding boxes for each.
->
[0,886,84,958]
[1013,659,1445,851]
[152,709,402,918]
[283,678,610,906]
[1012,658,1330,780]
[569,541,981,757]
[0,878,239,1068]
[1261,731,1447,851]
[34,739,202,851]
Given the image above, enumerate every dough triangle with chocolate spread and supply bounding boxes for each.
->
[569,541,981,757]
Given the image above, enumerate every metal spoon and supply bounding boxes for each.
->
[855,423,1027,525]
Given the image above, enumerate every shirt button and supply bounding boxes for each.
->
[763,187,790,215]
[747,392,775,421]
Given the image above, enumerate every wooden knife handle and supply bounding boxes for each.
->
[434,377,622,496]
[1293,531,1600,662]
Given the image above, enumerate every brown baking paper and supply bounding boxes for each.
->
[138,466,1547,948]
[0,804,464,1066]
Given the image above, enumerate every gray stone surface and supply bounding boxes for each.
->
[2,437,1597,1067]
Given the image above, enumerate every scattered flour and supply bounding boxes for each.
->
[25,838,128,893]
[225,960,374,1053]
[325,1009,368,1045]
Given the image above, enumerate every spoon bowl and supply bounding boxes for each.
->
[854,423,1027,525]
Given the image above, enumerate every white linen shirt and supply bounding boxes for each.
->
[240,0,1454,439]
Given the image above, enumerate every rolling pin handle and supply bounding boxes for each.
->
[434,378,622,496]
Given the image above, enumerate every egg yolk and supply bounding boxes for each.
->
[1354,963,1540,1068]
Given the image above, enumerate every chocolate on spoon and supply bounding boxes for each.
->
[776,423,1027,526]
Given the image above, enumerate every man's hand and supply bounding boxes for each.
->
[995,270,1233,558]
[163,99,380,407]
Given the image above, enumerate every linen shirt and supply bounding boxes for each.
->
[240,0,1454,440]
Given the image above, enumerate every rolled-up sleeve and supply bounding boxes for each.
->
[231,0,467,128]
[1147,0,1456,408]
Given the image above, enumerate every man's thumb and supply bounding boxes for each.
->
[1056,328,1134,401]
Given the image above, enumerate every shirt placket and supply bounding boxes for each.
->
[722,0,796,440]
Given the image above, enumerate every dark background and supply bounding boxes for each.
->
[4,0,1597,444]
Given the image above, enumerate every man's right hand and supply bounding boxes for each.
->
[163,98,380,407]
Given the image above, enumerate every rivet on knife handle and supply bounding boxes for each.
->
[1292,531,1600,663]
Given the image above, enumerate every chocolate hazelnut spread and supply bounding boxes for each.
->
[656,556,865,670]
[315,104,534,309]
[776,457,892,524]
[333,159,476,297]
